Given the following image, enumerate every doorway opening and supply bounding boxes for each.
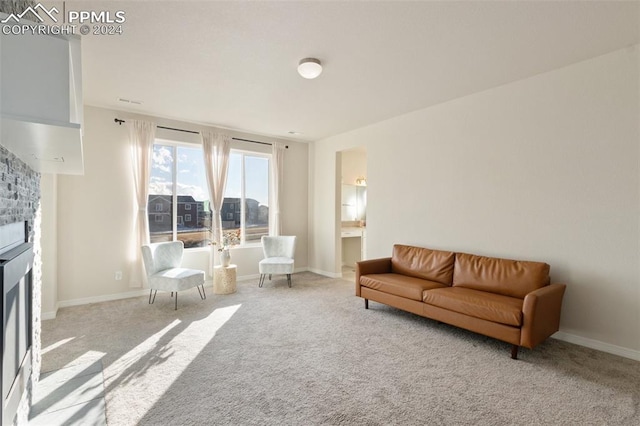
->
[337,147,367,279]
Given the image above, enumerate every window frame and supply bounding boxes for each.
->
[148,140,271,250]
[225,149,271,247]
[149,139,207,248]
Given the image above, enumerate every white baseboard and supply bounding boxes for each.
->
[307,267,342,279]
[553,331,640,361]
[54,273,314,309]
[41,310,58,321]
[237,267,308,283]
[57,289,149,309]
[237,273,260,282]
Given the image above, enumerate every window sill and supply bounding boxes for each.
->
[185,246,210,253]
[185,243,263,252]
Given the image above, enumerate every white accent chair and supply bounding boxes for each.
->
[141,241,206,310]
[259,236,296,288]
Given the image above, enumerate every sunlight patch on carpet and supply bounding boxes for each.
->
[61,350,106,370]
[100,305,242,417]
[206,304,242,328]
[41,337,76,355]
[104,319,182,386]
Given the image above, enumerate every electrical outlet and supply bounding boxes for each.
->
[115,271,122,280]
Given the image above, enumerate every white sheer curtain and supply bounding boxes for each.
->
[202,131,231,269]
[269,142,286,236]
[129,119,156,287]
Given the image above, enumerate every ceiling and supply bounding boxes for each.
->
[74,1,640,142]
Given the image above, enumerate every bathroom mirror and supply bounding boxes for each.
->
[342,184,367,222]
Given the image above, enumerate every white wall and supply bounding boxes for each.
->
[309,46,640,358]
[40,174,57,319]
[51,106,308,309]
[341,149,367,186]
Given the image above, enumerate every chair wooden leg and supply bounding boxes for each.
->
[149,290,157,304]
[511,344,519,360]
[287,274,292,288]
[258,274,265,287]
[269,274,272,280]
[365,299,369,309]
[175,292,178,310]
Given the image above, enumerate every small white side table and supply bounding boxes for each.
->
[214,264,237,294]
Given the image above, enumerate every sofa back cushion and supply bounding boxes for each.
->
[391,245,455,285]
[453,252,550,298]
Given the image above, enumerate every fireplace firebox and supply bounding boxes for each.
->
[1,221,33,426]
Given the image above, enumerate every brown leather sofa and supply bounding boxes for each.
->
[356,244,566,359]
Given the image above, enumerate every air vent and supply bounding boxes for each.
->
[32,154,64,162]
[118,98,143,105]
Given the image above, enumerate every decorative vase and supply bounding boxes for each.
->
[220,248,231,267]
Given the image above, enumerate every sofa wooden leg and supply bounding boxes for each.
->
[365,299,369,309]
[511,345,519,360]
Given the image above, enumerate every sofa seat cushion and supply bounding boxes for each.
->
[361,274,447,301]
[423,287,523,326]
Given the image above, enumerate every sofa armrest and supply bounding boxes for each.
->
[355,257,392,296]
[520,283,566,349]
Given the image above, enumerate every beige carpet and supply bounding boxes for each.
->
[40,272,640,425]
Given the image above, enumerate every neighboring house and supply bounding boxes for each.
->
[221,197,242,229]
[258,205,269,224]
[150,195,266,234]
[245,198,260,226]
[148,195,172,234]
[176,195,201,229]
[220,197,268,229]
[148,194,209,233]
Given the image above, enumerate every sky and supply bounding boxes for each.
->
[149,143,269,206]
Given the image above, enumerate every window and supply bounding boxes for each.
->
[223,151,270,244]
[148,143,211,248]
[148,142,270,248]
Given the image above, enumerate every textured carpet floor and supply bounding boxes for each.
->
[40,272,640,425]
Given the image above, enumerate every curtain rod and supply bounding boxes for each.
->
[114,118,288,148]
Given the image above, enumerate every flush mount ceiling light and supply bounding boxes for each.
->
[297,58,322,79]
